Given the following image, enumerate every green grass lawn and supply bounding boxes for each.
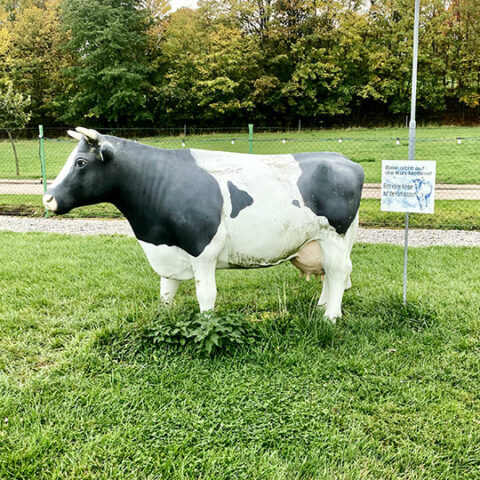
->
[0,232,479,479]
[1,125,480,183]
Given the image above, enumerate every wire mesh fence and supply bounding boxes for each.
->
[1,126,479,230]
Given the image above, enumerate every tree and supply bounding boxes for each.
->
[62,0,153,126]
[153,4,262,125]
[355,0,415,116]
[0,84,31,176]
[152,8,208,124]
[1,0,479,127]
[280,2,362,120]
[443,0,480,116]
[195,23,260,122]
[4,0,72,124]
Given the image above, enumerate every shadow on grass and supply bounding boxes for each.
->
[356,157,376,163]
[255,297,342,350]
[343,293,439,331]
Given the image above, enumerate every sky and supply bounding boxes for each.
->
[170,0,198,11]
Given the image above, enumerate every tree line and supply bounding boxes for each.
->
[0,0,479,129]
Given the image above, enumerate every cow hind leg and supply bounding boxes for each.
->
[318,258,351,305]
[343,212,358,291]
[317,235,352,322]
[318,213,358,311]
[344,259,353,290]
[160,277,181,305]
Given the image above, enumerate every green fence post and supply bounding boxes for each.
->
[248,124,254,154]
[38,125,48,218]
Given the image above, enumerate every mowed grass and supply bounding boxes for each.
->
[2,194,479,230]
[0,232,479,479]
[1,125,480,183]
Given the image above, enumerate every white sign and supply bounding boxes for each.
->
[381,160,436,214]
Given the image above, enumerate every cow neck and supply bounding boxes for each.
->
[109,146,171,243]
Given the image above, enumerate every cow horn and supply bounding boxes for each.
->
[67,130,84,142]
[75,127,100,143]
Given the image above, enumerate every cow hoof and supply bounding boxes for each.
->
[324,310,341,323]
[325,316,338,324]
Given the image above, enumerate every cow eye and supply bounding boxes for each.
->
[75,158,87,168]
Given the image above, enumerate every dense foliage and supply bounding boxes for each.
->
[144,309,258,356]
[0,0,479,127]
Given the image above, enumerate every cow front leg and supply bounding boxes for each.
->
[191,261,217,312]
[160,277,180,305]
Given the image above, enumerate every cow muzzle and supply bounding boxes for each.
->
[42,194,58,212]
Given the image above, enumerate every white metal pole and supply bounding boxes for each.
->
[404,0,421,305]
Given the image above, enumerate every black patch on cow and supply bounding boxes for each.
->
[228,181,253,218]
[292,200,300,208]
[110,147,223,257]
[293,152,364,235]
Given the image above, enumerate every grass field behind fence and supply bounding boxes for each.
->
[1,126,479,229]
[1,126,480,183]
[0,233,479,479]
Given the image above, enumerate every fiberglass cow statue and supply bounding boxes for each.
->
[43,127,364,321]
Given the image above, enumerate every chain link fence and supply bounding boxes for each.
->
[1,126,479,230]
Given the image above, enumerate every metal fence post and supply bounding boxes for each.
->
[403,0,421,305]
[248,124,253,154]
[38,125,48,218]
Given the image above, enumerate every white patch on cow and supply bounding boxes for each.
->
[51,145,78,188]
[138,241,194,280]
[190,149,332,268]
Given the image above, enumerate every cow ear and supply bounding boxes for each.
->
[100,141,114,162]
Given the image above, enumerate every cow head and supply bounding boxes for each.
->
[43,127,116,214]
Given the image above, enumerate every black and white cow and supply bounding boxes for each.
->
[43,127,364,321]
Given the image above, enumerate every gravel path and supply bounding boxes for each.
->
[1,215,479,247]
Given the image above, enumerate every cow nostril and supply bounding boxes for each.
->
[44,194,53,203]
